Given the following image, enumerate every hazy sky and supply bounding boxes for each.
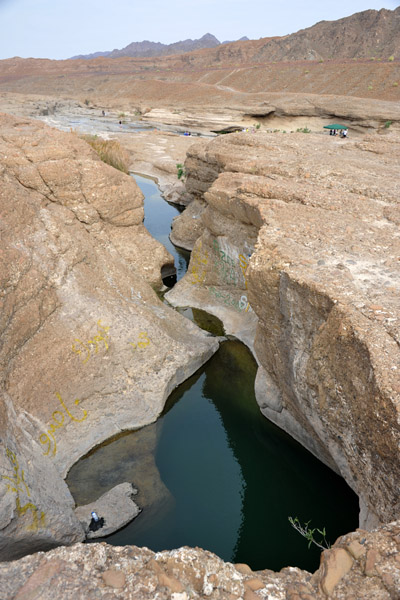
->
[0,0,398,60]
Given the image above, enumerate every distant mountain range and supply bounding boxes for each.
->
[70,34,250,60]
[69,7,400,63]
[172,8,400,65]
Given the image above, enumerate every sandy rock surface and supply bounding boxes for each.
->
[0,113,218,559]
[0,520,399,599]
[166,129,400,528]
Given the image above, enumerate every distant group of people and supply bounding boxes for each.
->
[330,128,348,138]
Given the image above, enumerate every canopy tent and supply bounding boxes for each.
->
[323,124,348,130]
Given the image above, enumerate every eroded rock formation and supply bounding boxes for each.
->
[0,113,218,559]
[166,129,400,529]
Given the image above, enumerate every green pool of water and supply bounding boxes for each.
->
[67,340,358,572]
[66,174,359,572]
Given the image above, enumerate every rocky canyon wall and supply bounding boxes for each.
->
[0,113,218,560]
[166,129,400,529]
[0,112,399,599]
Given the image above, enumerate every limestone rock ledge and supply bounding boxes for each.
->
[166,130,400,528]
[74,483,140,539]
[0,113,218,560]
[0,520,399,599]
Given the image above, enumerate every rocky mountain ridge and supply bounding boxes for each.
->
[69,7,400,63]
[0,9,399,110]
[70,33,249,60]
[229,6,400,62]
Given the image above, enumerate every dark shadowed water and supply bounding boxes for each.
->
[66,176,359,572]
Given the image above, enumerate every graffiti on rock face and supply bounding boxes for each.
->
[209,287,252,313]
[2,448,46,531]
[38,393,88,457]
[189,238,253,313]
[189,242,209,285]
[129,331,151,352]
[72,320,110,364]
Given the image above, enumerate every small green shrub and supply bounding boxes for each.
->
[296,127,311,133]
[392,82,398,87]
[288,517,331,551]
[388,55,395,62]
[384,121,392,129]
[176,163,186,180]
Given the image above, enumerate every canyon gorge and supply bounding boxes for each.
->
[0,7,400,598]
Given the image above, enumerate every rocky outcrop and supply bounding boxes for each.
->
[74,483,140,539]
[166,130,400,528]
[1,519,399,599]
[0,113,218,560]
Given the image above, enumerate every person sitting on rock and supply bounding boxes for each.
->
[89,510,105,532]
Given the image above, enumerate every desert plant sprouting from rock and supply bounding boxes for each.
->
[176,163,186,180]
[288,517,331,550]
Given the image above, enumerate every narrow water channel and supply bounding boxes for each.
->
[135,173,190,283]
[67,174,359,572]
